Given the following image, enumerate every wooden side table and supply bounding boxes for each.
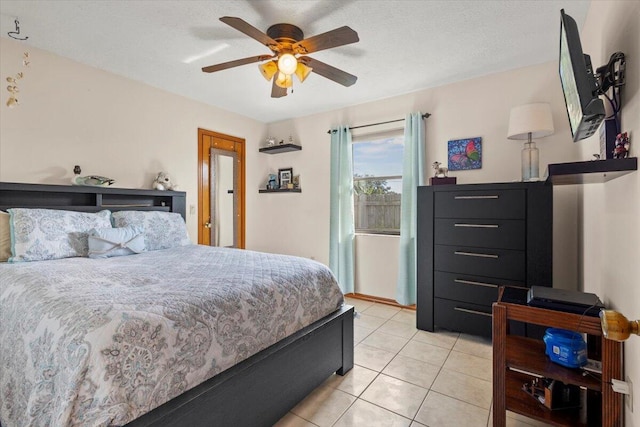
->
[492,288,623,426]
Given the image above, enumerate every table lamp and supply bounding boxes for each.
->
[508,103,554,181]
[600,309,639,341]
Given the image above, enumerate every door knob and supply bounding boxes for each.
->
[204,222,212,228]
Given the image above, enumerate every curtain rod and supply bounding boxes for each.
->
[326,113,431,134]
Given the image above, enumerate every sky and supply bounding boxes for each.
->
[353,134,404,193]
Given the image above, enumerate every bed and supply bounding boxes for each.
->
[0,182,354,427]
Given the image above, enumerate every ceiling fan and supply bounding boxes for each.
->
[202,17,359,98]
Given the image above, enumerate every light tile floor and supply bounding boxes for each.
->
[274,297,551,427]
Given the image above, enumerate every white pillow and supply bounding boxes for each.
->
[8,208,112,262]
[112,210,191,251]
[0,211,10,262]
[88,226,146,259]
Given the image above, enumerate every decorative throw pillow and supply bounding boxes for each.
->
[0,211,10,262]
[112,210,191,251]
[88,226,146,259]
[8,208,112,262]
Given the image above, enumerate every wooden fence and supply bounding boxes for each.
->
[354,193,401,233]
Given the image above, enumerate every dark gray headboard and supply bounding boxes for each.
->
[0,182,186,219]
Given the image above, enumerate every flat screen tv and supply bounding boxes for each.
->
[559,9,605,141]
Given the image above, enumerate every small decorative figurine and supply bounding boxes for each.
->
[71,165,115,187]
[432,161,449,178]
[266,136,276,146]
[152,171,178,191]
[429,161,456,185]
[266,174,278,190]
[612,132,630,159]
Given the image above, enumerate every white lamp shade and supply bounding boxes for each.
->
[507,103,555,140]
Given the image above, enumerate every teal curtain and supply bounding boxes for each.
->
[329,126,355,294]
[396,113,426,305]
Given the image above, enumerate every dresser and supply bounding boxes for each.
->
[416,182,552,337]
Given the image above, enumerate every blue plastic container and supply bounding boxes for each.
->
[543,328,587,368]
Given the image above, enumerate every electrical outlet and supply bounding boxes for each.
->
[627,376,633,413]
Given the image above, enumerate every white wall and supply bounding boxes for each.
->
[0,38,266,242]
[578,2,640,425]
[265,60,581,297]
[354,234,400,300]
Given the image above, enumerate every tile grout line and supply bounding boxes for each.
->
[344,302,497,426]
[409,334,459,424]
[358,309,440,424]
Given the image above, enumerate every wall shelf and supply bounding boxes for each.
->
[258,144,302,154]
[258,188,301,193]
[546,157,637,185]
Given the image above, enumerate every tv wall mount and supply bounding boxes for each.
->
[595,51,625,95]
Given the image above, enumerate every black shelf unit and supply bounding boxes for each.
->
[258,144,302,154]
[0,182,186,219]
[546,157,637,185]
[258,188,301,193]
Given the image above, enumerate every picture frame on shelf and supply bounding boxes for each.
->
[278,167,293,189]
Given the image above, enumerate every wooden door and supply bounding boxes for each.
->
[198,128,245,248]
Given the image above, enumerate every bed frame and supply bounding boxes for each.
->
[0,182,354,427]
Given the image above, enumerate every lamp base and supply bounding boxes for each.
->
[522,141,539,181]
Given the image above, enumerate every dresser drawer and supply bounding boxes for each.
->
[434,189,525,219]
[434,298,492,336]
[434,272,525,305]
[434,245,525,281]
[434,219,525,250]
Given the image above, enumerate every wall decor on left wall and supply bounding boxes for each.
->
[5,51,30,108]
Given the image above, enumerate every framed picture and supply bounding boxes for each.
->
[278,167,293,189]
[448,137,482,171]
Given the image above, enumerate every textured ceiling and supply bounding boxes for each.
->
[0,0,590,123]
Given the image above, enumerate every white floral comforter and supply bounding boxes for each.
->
[0,245,344,427]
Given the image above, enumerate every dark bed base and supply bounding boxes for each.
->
[0,182,354,427]
[128,305,354,427]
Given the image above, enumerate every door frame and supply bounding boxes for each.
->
[198,128,245,248]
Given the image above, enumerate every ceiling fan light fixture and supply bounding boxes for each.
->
[258,60,278,81]
[277,53,297,75]
[275,72,293,88]
[294,62,313,83]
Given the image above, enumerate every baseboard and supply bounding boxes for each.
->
[344,293,416,310]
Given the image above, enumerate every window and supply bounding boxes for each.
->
[352,132,404,235]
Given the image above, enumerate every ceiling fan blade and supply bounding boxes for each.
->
[299,57,357,87]
[271,74,287,98]
[292,26,359,55]
[220,16,280,50]
[202,55,273,73]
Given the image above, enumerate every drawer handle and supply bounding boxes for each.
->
[454,223,499,228]
[454,279,498,288]
[454,307,492,317]
[454,195,499,200]
[454,251,499,259]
